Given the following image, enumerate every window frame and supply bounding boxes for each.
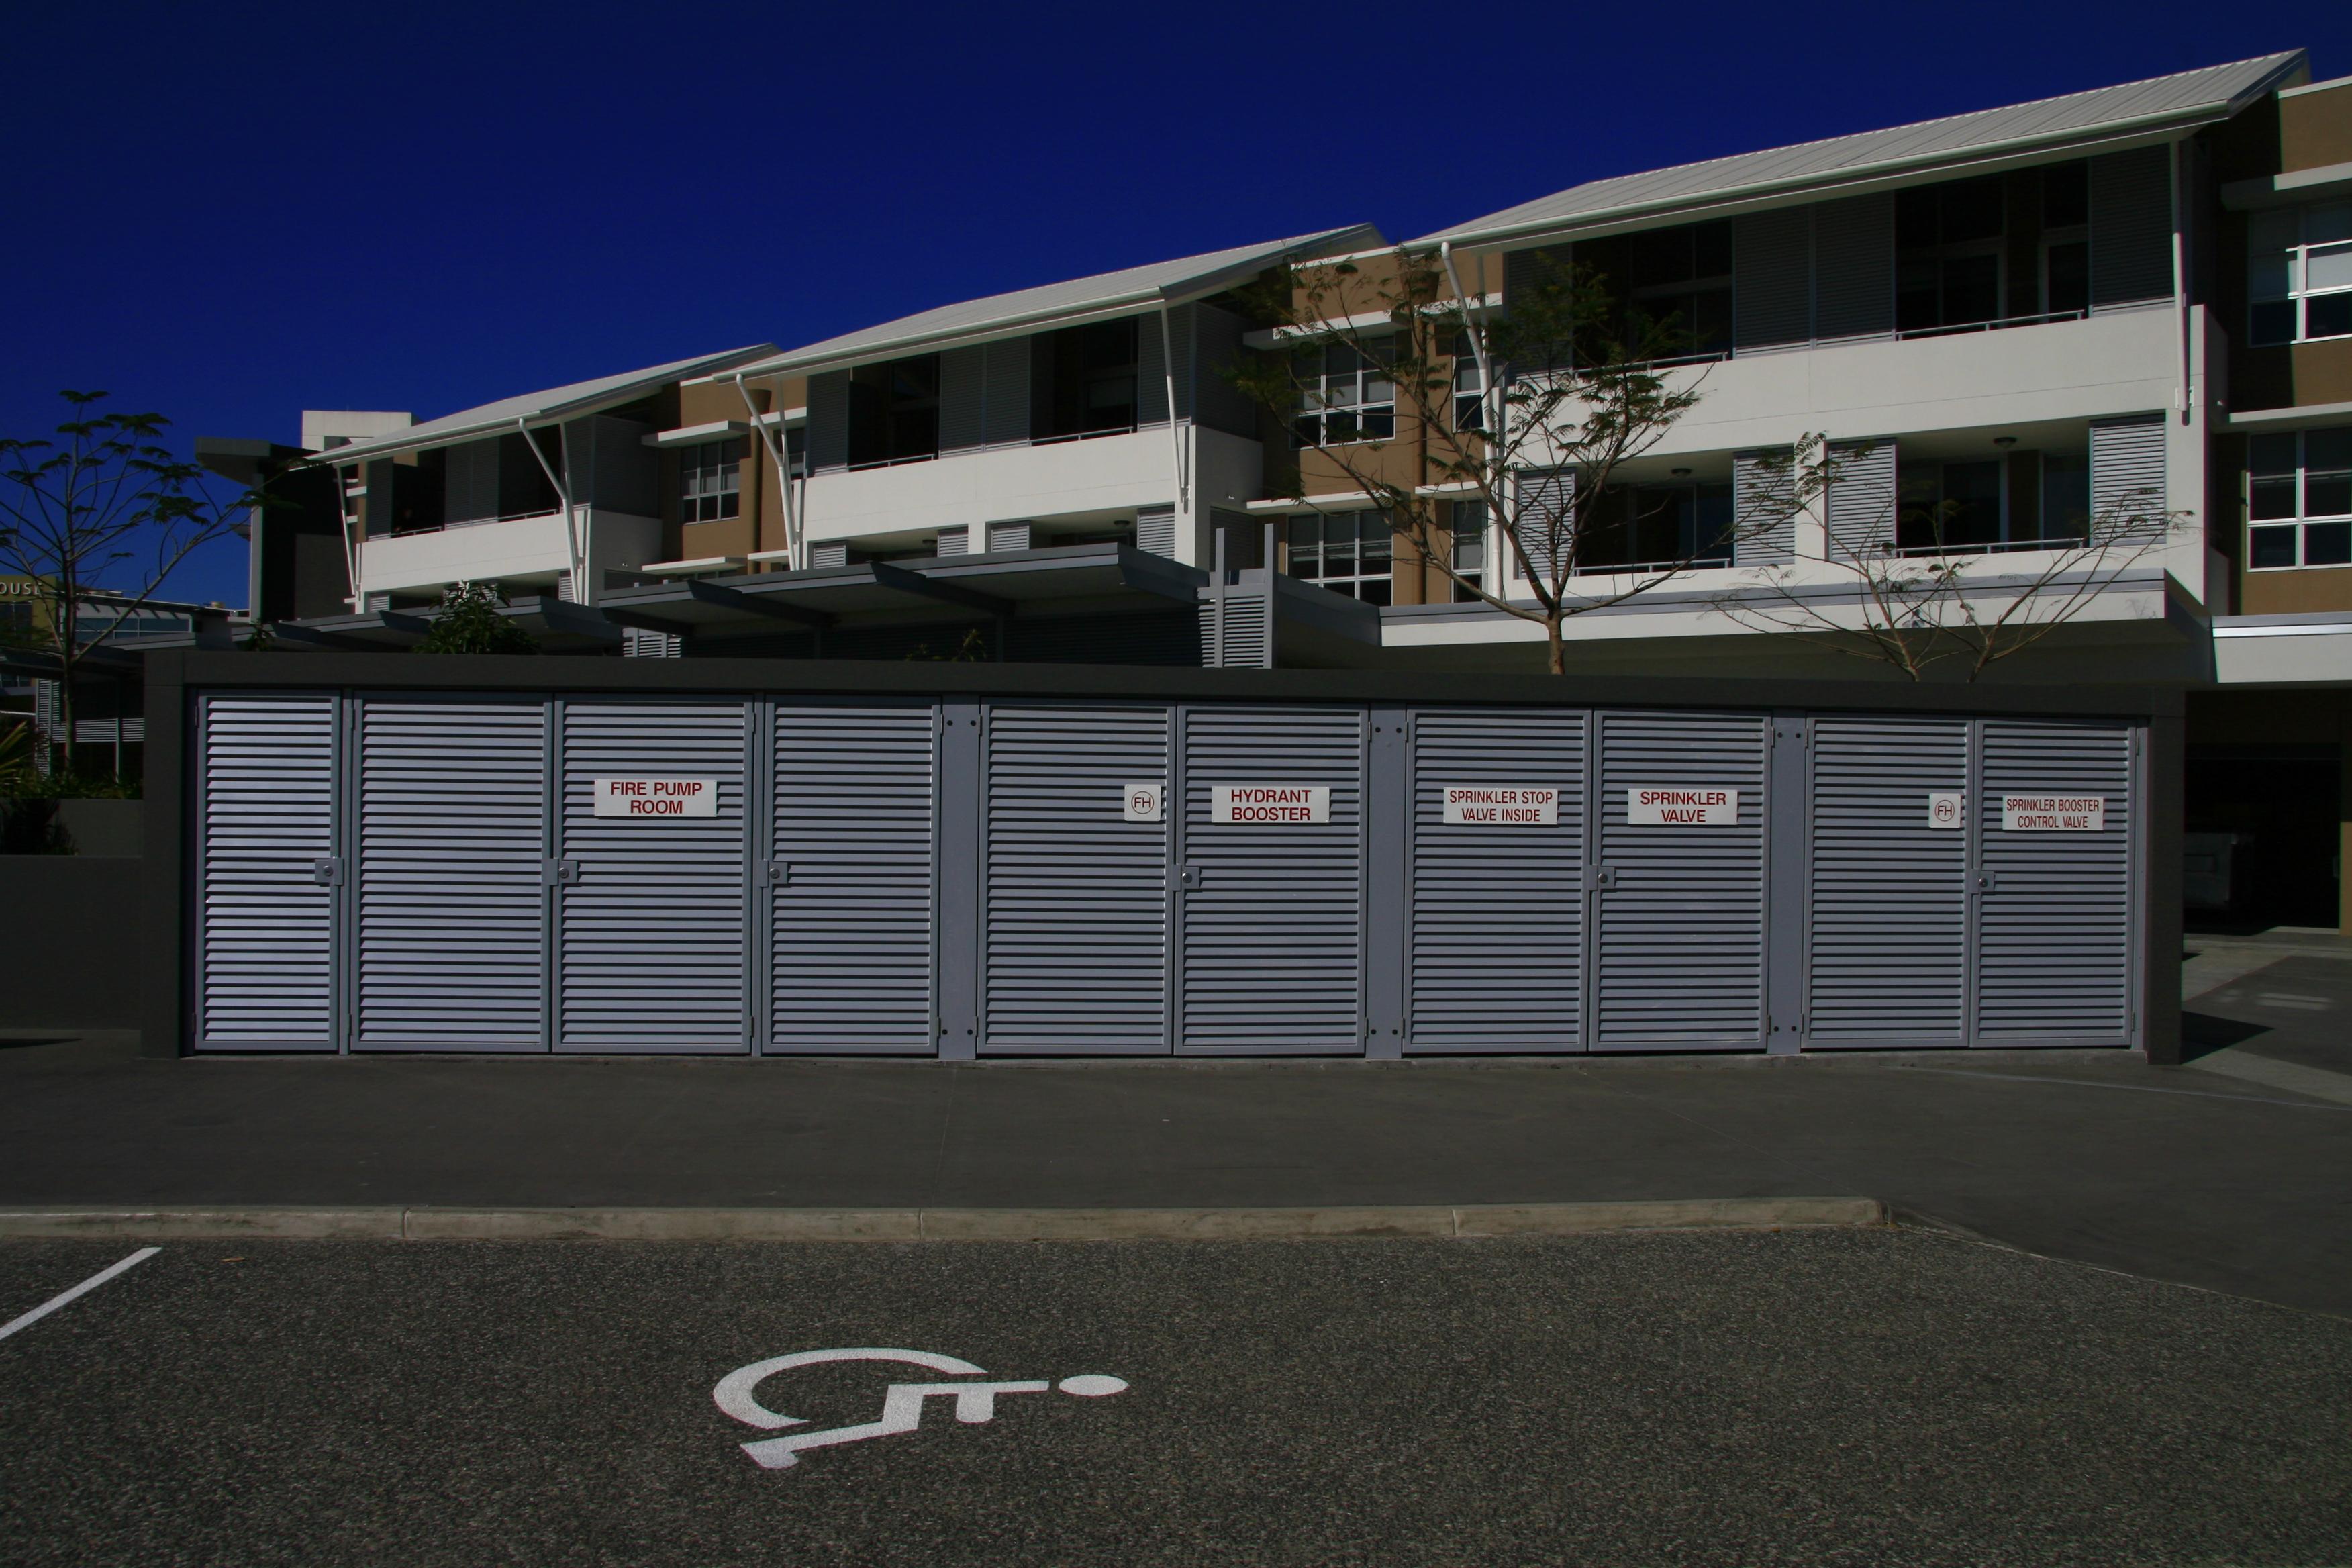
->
[2249,202,2352,348]
[677,438,743,524]
[1294,338,1396,449]
[2246,426,2352,572]
[1283,508,1395,603]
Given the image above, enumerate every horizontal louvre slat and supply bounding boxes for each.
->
[984,705,1168,1054]
[1408,709,1585,1052]
[196,693,338,1048]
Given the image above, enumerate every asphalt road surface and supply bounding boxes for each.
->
[3,1230,2348,1566]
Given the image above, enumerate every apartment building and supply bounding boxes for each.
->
[244,49,2348,926]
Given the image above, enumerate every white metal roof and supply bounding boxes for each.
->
[1417,51,2308,249]
[308,344,778,466]
[732,226,1381,379]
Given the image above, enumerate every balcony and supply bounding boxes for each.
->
[358,508,662,599]
[806,427,1199,542]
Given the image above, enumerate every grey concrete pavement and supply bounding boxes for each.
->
[3,1230,2347,1567]
[3,1030,2350,1314]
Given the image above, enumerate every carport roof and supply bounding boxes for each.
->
[729,225,1381,380]
[1415,51,2308,250]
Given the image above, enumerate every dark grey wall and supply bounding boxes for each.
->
[0,856,142,1028]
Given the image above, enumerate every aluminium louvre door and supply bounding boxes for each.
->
[1591,709,1771,1051]
[767,701,939,1054]
[1405,707,1588,1053]
[554,699,751,1054]
[981,703,1171,1055]
[193,691,341,1051]
[351,695,548,1052]
[1804,716,1970,1048]
[1175,705,1367,1055]
[1974,719,2136,1046]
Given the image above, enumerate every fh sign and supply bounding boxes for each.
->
[593,778,718,818]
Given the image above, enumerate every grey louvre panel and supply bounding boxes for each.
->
[1177,705,1365,1053]
[806,370,851,473]
[1193,302,1257,436]
[769,702,938,1053]
[1006,609,1199,665]
[363,593,390,611]
[555,571,575,603]
[195,692,339,1050]
[1516,467,1574,581]
[810,540,848,568]
[2090,414,2167,536]
[982,338,1031,446]
[1134,502,1177,558]
[622,627,681,658]
[1812,193,1894,340]
[982,704,1169,1054]
[1138,308,1168,425]
[938,344,986,453]
[2090,145,2174,308]
[1805,716,1969,1047]
[1733,205,1813,351]
[352,696,547,1052]
[442,438,499,526]
[1503,245,1569,303]
[554,700,748,1053]
[1406,708,1587,1052]
[1825,439,1895,560]
[1199,581,1271,668]
[936,525,969,556]
[1592,709,1768,1049]
[1733,447,1797,565]
[1976,720,2134,1044]
[986,520,1031,552]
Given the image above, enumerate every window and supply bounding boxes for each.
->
[1898,175,2006,334]
[1294,338,1394,448]
[848,354,940,467]
[2250,203,2352,346]
[1577,483,1734,573]
[2248,428,2352,569]
[1624,221,1732,360]
[678,439,742,523]
[1449,499,1486,601]
[1896,449,2089,554]
[1285,510,1393,603]
[1452,334,1485,433]
[2041,161,2090,318]
[1034,319,1139,441]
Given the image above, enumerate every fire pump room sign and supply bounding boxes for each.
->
[593,778,718,818]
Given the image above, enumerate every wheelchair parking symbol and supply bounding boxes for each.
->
[713,1347,1128,1471]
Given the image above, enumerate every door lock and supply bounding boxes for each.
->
[545,858,582,887]
[762,860,791,887]
[311,857,342,887]
[1586,866,1618,891]
[1975,870,1998,893]
[1176,863,1204,891]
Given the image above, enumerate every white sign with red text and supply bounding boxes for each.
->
[2002,794,2105,832]
[1441,786,1559,826]
[593,777,718,818]
[1627,787,1738,826]
[1211,785,1330,824]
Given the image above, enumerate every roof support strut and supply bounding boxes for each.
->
[519,418,581,602]
[733,373,803,570]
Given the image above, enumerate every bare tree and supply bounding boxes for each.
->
[1710,438,2188,681]
[1230,246,1771,674]
[0,391,266,774]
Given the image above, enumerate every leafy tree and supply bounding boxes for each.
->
[415,581,540,654]
[1711,438,2187,681]
[0,390,268,773]
[1229,247,1763,674]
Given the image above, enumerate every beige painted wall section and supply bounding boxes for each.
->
[2281,80,2352,173]
[2239,568,2352,615]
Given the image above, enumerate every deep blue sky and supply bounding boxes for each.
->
[5,0,2345,605]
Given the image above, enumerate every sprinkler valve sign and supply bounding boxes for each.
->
[1441,786,1559,825]
[1627,787,1738,825]
[593,778,718,818]
[1212,785,1329,824]
[2002,794,2105,832]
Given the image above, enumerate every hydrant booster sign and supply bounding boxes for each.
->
[593,778,719,818]
[1211,785,1330,824]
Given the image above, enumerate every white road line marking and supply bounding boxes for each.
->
[0,1248,160,1343]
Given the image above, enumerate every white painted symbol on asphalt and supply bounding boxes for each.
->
[713,1346,1128,1471]
[0,1247,159,1343]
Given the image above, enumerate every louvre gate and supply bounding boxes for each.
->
[983,704,1171,1054]
[1406,708,1587,1052]
[769,703,938,1055]
[1176,706,1367,1054]
[187,693,2147,1057]
[554,700,750,1053]
[1806,717,1970,1048]
[354,696,548,1051]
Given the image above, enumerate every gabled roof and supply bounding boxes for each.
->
[732,226,1382,379]
[1417,51,2308,249]
[307,344,778,465]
